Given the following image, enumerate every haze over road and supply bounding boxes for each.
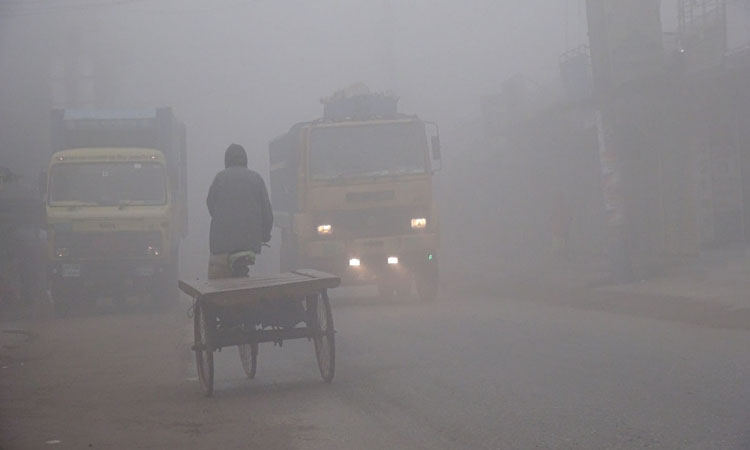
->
[2,286,749,450]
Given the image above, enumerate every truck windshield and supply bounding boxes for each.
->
[309,122,427,180]
[49,162,166,206]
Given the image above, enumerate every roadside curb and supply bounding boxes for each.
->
[442,267,750,331]
[0,327,37,367]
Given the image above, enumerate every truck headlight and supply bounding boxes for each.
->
[411,218,427,230]
[317,224,332,236]
[387,256,399,265]
[349,258,361,267]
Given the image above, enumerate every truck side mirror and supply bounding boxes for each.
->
[431,136,442,160]
[38,171,47,197]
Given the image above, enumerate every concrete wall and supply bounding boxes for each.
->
[464,103,606,278]
[613,85,702,261]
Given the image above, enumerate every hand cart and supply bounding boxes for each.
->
[179,269,340,397]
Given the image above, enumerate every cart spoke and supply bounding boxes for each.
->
[238,343,258,379]
[182,272,340,396]
[312,291,335,383]
[194,303,214,396]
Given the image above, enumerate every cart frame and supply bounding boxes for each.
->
[179,269,340,396]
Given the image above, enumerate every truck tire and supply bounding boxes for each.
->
[415,260,439,302]
[378,274,411,301]
[154,248,180,309]
[377,282,395,302]
[395,277,412,299]
[50,285,72,318]
[0,259,21,312]
[280,232,298,273]
[154,278,177,310]
[416,274,438,302]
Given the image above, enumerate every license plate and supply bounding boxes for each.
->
[136,265,155,277]
[61,264,81,278]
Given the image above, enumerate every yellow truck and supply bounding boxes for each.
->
[44,109,187,315]
[269,91,441,300]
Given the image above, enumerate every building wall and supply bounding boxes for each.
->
[474,102,605,274]
[727,0,750,51]
[676,63,750,249]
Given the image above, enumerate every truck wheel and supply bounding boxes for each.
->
[0,260,21,312]
[416,263,439,302]
[416,274,438,302]
[154,250,180,309]
[377,281,395,301]
[280,233,298,273]
[113,294,128,313]
[51,285,71,318]
[394,278,412,299]
[155,274,179,309]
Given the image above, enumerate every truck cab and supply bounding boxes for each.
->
[45,109,187,315]
[270,92,441,301]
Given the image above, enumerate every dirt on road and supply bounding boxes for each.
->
[0,308,301,450]
[2,284,750,450]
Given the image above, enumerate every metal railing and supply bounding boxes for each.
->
[679,0,726,35]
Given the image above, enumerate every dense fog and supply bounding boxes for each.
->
[0,0,590,283]
[3,2,750,449]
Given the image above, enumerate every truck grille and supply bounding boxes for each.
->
[321,207,423,239]
[54,231,161,259]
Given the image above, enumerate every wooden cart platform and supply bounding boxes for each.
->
[179,269,340,307]
[179,269,340,397]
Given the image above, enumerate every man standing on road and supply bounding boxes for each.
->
[206,144,273,279]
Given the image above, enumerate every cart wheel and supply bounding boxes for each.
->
[238,343,258,379]
[377,282,395,302]
[308,291,335,383]
[194,302,214,397]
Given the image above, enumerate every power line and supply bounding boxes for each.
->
[122,0,252,16]
[0,0,153,17]
[0,0,255,17]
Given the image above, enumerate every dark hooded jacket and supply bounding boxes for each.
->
[207,144,273,254]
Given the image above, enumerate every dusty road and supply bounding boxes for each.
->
[1,286,749,449]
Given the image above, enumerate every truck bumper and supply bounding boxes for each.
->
[48,259,169,296]
[302,233,439,285]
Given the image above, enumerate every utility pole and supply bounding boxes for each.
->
[51,14,113,109]
[586,0,630,282]
[382,0,398,91]
[586,0,664,281]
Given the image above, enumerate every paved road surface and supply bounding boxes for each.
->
[2,287,749,449]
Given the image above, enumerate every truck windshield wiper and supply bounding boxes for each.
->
[336,169,391,178]
[50,201,98,207]
[117,200,151,209]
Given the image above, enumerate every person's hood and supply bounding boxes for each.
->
[225,144,248,168]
